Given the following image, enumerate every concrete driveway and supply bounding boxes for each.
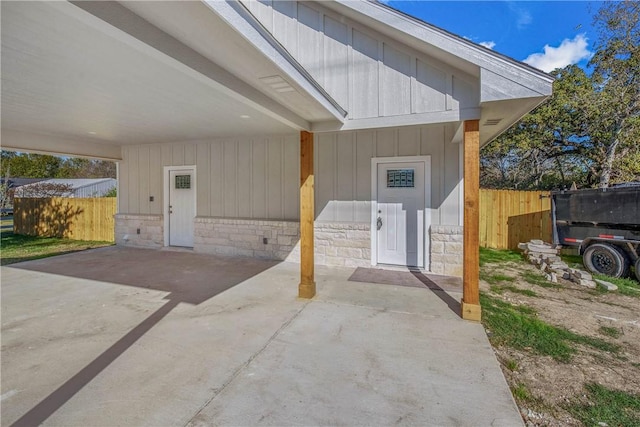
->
[1,247,522,426]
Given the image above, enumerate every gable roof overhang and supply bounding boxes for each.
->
[321,0,554,145]
[1,1,345,160]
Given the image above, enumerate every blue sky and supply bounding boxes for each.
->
[383,1,603,72]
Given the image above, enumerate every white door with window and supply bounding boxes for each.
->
[374,159,429,267]
[168,168,195,247]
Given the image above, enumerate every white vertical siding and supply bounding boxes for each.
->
[119,135,300,221]
[323,15,349,108]
[315,124,461,226]
[351,29,379,118]
[119,128,462,226]
[241,0,480,120]
[415,60,448,113]
[381,43,412,116]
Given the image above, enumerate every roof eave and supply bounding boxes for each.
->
[207,0,347,121]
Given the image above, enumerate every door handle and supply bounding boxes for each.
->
[377,217,383,230]
[169,205,173,214]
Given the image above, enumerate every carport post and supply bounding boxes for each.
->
[299,130,316,298]
[461,120,481,321]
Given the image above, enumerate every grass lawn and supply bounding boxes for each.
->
[480,247,640,426]
[559,252,640,297]
[0,217,113,266]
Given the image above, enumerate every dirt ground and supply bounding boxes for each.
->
[480,260,640,426]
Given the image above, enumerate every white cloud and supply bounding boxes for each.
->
[508,2,533,30]
[516,9,532,30]
[479,41,496,50]
[523,34,592,73]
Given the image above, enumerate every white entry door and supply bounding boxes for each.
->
[376,161,426,267]
[168,169,195,247]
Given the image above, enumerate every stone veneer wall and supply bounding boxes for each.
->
[430,225,463,277]
[194,217,299,260]
[193,218,371,267]
[114,214,163,248]
[115,215,459,275]
[311,222,371,268]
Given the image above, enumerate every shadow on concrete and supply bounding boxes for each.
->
[347,267,461,316]
[10,246,279,427]
[409,270,461,316]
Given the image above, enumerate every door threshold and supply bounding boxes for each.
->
[161,246,194,253]
[372,264,426,273]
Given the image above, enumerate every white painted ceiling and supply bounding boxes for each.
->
[1,1,338,147]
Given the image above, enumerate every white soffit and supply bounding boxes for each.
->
[1,1,334,151]
[117,0,345,122]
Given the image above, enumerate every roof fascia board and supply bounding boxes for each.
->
[2,129,123,161]
[331,1,553,96]
[68,1,310,131]
[210,0,347,120]
[480,68,547,103]
[311,108,480,132]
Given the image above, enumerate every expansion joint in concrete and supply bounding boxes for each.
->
[183,300,311,427]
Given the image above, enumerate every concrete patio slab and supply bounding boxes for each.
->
[1,247,522,426]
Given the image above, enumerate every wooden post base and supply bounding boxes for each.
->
[461,300,481,322]
[298,281,316,299]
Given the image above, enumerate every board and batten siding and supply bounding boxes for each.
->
[119,125,461,227]
[314,124,461,226]
[119,135,300,220]
[242,0,479,120]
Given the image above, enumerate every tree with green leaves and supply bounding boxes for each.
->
[481,1,639,189]
[588,0,640,187]
[1,151,116,180]
[481,65,595,190]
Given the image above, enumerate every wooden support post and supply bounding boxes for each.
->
[462,120,481,321]
[299,130,316,299]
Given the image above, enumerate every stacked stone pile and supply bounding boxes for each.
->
[518,239,599,289]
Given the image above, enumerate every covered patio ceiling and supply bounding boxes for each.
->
[1,1,344,160]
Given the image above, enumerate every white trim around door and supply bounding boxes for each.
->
[371,156,431,269]
[163,165,196,247]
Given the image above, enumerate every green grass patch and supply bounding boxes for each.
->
[593,274,640,298]
[511,383,531,403]
[505,359,519,372]
[480,271,515,285]
[560,253,583,268]
[520,270,560,289]
[479,247,523,266]
[481,293,620,362]
[1,226,112,266]
[560,252,640,295]
[598,326,623,339]
[568,383,640,427]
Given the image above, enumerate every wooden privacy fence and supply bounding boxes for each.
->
[14,197,117,242]
[480,189,552,250]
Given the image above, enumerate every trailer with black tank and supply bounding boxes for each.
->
[551,184,640,281]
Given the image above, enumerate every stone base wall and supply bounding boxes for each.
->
[194,217,299,260]
[193,219,371,267]
[114,214,163,248]
[288,222,371,267]
[430,225,463,277]
[115,215,461,276]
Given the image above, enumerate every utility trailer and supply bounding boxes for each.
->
[552,184,640,281]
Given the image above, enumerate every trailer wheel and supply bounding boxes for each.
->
[583,243,630,278]
[635,258,640,282]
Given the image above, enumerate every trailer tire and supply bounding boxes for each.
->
[635,258,640,282]
[583,243,630,278]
